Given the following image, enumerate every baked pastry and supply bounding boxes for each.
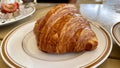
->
[34,4,98,54]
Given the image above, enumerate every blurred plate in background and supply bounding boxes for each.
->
[111,22,120,46]
[0,5,35,26]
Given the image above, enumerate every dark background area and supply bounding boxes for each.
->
[37,0,69,3]
[22,0,76,3]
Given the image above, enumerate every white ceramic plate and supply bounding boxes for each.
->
[0,21,112,68]
[111,22,120,46]
[0,5,35,26]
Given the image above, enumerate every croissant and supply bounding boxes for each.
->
[34,4,98,54]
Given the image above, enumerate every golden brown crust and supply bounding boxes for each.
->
[34,4,98,54]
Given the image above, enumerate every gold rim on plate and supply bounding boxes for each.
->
[1,21,112,68]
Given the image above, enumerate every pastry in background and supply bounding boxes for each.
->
[0,2,20,19]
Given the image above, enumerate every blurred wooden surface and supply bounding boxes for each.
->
[0,3,120,68]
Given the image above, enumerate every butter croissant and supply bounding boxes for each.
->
[34,4,98,54]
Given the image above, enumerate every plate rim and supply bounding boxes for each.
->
[0,21,113,68]
[0,5,36,26]
[111,22,120,46]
